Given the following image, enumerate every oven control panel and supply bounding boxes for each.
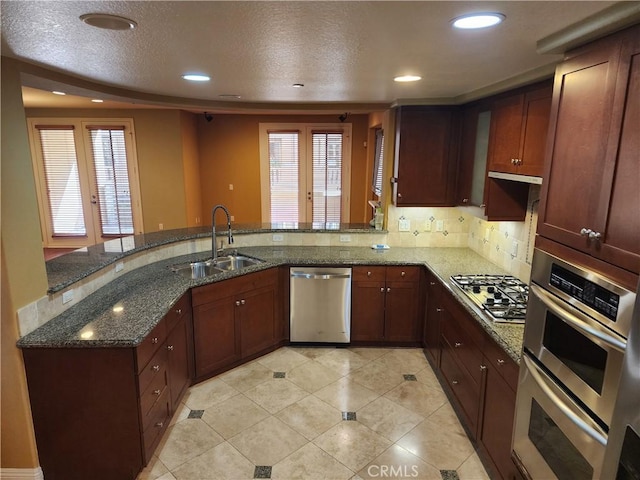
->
[550,264,619,321]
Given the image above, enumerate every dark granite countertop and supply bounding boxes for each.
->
[22,245,525,363]
[45,224,379,293]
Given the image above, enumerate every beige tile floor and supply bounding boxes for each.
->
[138,347,491,480]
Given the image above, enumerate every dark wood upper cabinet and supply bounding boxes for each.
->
[394,106,460,206]
[538,25,640,275]
[487,83,552,177]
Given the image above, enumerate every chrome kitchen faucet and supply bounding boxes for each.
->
[211,204,234,262]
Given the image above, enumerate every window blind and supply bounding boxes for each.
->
[268,131,300,223]
[312,132,343,225]
[87,127,134,236]
[372,129,384,197]
[36,126,87,236]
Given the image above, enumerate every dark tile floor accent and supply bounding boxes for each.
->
[403,374,417,381]
[273,371,286,378]
[342,411,357,421]
[440,469,460,480]
[254,465,272,478]
[187,409,204,419]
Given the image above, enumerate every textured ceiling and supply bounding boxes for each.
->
[1,1,621,110]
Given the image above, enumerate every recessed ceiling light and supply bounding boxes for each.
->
[452,13,505,29]
[91,99,104,103]
[52,91,66,95]
[292,83,304,88]
[182,74,211,82]
[80,13,137,30]
[394,75,422,83]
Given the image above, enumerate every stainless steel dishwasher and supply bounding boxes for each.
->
[290,267,352,343]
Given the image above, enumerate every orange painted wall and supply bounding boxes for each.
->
[196,113,370,224]
[180,111,203,227]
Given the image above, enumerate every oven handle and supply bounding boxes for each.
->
[523,355,607,446]
[530,284,626,352]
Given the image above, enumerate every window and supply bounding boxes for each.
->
[372,128,384,197]
[29,118,143,248]
[259,123,351,225]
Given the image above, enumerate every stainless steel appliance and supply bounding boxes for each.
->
[290,267,351,343]
[451,274,529,323]
[512,249,637,480]
[601,279,640,479]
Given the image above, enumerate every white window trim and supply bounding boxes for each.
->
[259,123,351,224]
[27,118,144,248]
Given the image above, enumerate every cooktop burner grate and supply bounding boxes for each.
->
[450,274,529,323]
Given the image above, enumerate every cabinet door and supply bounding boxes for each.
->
[351,280,386,341]
[167,314,192,409]
[193,297,240,378]
[385,279,419,342]
[537,33,624,256]
[599,33,640,273]
[239,285,276,359]
[395,107,458,206]
[480,361,517,480]
[487,94,523,174]
[518,85,552,176]
[423,275,442,365]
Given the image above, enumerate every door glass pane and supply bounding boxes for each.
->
[268,132,299,223]
[543,311,607,394]
[312,132,342,226]
[528,399,593,480]
[38,128,87,236]
[88,129,134,236]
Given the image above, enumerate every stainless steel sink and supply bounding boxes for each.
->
[171,255,263,279]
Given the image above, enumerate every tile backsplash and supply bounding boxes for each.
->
[386,185,540,283]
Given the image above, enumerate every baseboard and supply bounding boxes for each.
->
[0,467,44,480]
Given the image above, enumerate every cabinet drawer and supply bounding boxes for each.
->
[165,294,192,331]
[140,365,168,426]
[440,315,483,384]
[142,386,171,461]
[136,319,167,373]
[192,268,276,306]
[352,267,385,282]
[440,339,481,435]
[386,266,420,282]
[483,337,519,391]
[138,345,168,395]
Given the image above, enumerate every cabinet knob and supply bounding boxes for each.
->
[429,282,436,286]
[151,337,159,344]
[462,198,469,203]
[454,342,462,348]
[401,271,406,277]
[380,287,385,293]
[152,364,160,372]
[387,287,391,293]
[153,389,161,396]
[480,365,487,371]
[497,359,505,366]
[589,231,602,241]
[511,158,516,165]
[580,227,593,237]
[241,299,246,305]
[167,345,174,351]
[452,380,459,385]
[155,421,164,428]
[436,308,443,312]
[235,300,241,306]
[367,271,372,277]
[398,193,403,199]
[176,308,182,315]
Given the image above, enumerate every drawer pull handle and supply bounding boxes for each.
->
[480,365,487,371]
[152,365,160,372]
[151,337,159,344]
[155,421,164,428]
[497,359,505,366]
[452,380,459,385]
[167,345,174,351]
[153,389,161,396]
[454,342,462,348]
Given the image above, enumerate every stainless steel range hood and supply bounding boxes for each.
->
[488,171,543,185]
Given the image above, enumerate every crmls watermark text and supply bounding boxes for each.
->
[367,464,420,478]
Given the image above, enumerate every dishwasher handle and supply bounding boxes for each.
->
[290,271,351,280]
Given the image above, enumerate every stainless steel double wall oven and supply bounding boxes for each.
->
[512,249,636,480]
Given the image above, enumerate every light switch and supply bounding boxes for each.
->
[436,220,444,232]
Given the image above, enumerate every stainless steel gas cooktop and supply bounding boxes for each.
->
[451,274,529,323]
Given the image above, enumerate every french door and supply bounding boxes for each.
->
[260,124,351,225]
[28,118,144,248]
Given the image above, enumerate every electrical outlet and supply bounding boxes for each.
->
[62,290,74,304]
[340,234,351,242]
[115,262,124,273]
[272,234,284,242]
[229,184,234,190]
[511,241,519,257]
[159,223,164,230]
[484,228,491,241]
[436,220,444,232]
[230,215,235,221]
[195,216,200,224]
[424,221,431,232]
[398,219,411,232]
